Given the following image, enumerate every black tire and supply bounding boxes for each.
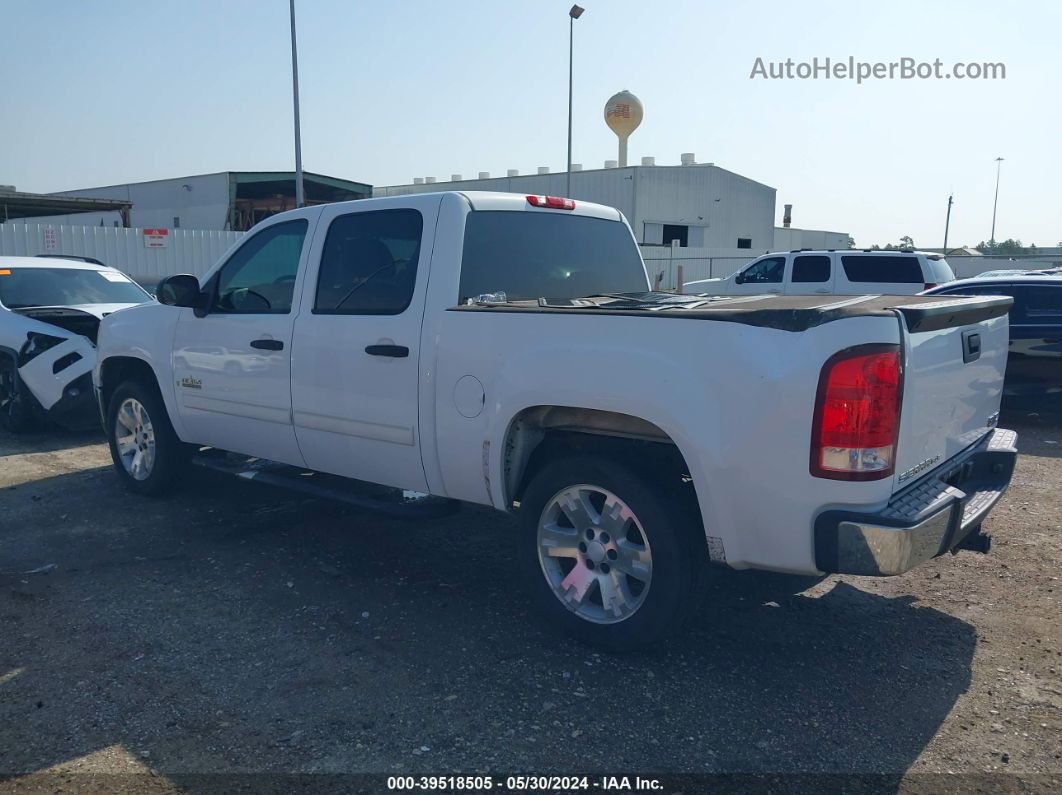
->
[0,357,39,433]
[106,378,190,496]
[519,453,707,652]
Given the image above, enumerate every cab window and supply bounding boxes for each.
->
[737,256,785,284]
[314,209,424,315]
[214,220,308,314]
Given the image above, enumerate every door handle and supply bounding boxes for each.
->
[813,289,831,294]
[250,339,284,351]
[365,344,409,358]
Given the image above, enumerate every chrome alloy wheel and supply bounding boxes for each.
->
[114,397,156,481]
[536,484,653,624]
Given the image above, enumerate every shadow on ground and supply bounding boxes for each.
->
[0,427,103,458]
[0,459,978,785]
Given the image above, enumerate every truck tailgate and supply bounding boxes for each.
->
[892,296,1012,491]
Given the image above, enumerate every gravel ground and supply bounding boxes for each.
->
[0,408,1059,793]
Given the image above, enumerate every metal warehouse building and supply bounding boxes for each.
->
[375,157,777,252]
[33,171,371,231]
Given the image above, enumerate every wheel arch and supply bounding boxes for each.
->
[98,356,165,419]
[501,405,696,507]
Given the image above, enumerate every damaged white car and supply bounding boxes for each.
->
[0,256,151,431]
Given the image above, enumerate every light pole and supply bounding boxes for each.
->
[566,4,585,199]
[990,156,1004,245]
[943,193,953,255]
[289,0,305,208]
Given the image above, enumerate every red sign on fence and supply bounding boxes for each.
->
[143,228,169,248]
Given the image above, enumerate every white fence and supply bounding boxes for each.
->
[0,223,244,286]
[5,224,1057,292]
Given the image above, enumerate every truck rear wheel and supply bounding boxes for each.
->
[520,454,705,651]
[106,379,190,496]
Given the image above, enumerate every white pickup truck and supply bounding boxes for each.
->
[93,191,1017,650]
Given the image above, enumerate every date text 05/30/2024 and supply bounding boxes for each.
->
[387,775,663,791]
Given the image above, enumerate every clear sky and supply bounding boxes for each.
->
[2,0,1059,248]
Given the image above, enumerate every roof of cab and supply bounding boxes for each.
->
[1,255,114,271]
[456,191,623,221]
[247,190,627,227]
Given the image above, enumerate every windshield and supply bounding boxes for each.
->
[0,267,151,309]
[459,211,648,302]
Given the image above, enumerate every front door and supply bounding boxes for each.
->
[290,197,441,493]
[172,217,311,465]
[730,255,787,295]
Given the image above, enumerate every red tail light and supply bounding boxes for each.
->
[923,282,938,291]
[526,195,576,210]
[811,344,902,480]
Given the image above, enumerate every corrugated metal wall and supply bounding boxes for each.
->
[0,223,244,284]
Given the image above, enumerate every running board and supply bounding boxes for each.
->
[192,449,460,520]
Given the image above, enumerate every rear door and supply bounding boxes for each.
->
[785,253,835,295]
[289,195,441,493]
[891,296,1012,490]
[837,254,925,295]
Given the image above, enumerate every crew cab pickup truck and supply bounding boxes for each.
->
[93,191,1017,650]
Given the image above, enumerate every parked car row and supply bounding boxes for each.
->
[686,250,1060,398]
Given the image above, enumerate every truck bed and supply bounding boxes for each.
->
[451,292,1013,333]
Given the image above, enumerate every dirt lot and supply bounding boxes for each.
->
[1,409,1059,792]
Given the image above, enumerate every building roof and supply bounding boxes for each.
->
[0,190,132,221]
[49,170,371,196]
[379,163,776,193]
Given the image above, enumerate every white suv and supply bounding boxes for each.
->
[686,250,956,296]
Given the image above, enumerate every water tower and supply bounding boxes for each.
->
[604,90,643,168]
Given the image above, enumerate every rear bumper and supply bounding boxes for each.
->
[815,427,1017,576]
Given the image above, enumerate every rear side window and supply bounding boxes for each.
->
[737,256,786,284]
[314,209,423,315]
[459,212,647,302]
[841,255,924,283]
[792,255,831,283]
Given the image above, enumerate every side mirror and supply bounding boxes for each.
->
[157,274,202,308]
[734,271,745,284]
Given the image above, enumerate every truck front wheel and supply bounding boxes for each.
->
[106,379,190,496]
[520,454,705,651]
